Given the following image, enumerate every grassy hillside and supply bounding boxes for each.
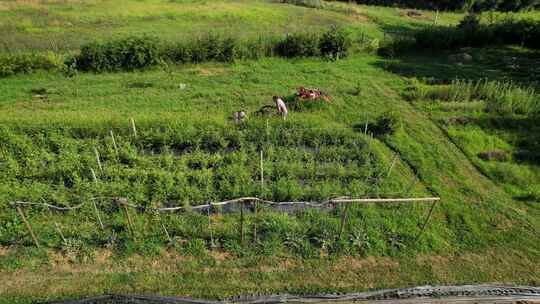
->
[0,1,539,303]
[0,0,463,52]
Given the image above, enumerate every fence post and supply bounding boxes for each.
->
[130,118,138,139]
[110,130,118,155]
[240,201,245,245]
[157,211,172,243]
[94,147,103,173]
[338,202,351,240]
[118,198,135,240]
[208,203,215,248]
[15,206,40,249]
[90,168,105,230]
[415,200,439,243]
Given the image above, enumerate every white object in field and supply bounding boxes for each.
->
[233,111,247,123]
[275,97,288,119]
[179,83,187,90]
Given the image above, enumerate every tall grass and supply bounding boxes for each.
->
[411,79,540,115]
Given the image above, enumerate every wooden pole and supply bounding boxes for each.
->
[120,200,135,240]
[16,206,40,249]
[266,119,270,143]
[338,202,351,240]
[364,116,369,135]
[331,197,440,204]
[110,130,118,154]
[90,168,105,230]
[130,118,138,139]
[415,199,438,243]
[240,201,245,245]
[208,203,215,248]
[254,150,264,242]
[385,153,399,179]
[94,147,103,173]
[157,212,171,243]
[47,207,67,244]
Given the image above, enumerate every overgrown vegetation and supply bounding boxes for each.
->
[337,0,540,11]
[407,79,540,115]
[413,15,540,50]
[0,28,353,75]
[0,52,64,77]
[1,1,539,303]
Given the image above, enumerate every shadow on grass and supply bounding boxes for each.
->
[374,46,540,88]
[468,116,540,166]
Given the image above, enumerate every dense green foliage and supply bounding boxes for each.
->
[0,52,64,77]
[76,36,162,72]
[0,123,383,205]
[413,16,540,50]
[1,1,539,302]
[339,0,540,11]
[1,28,353,74]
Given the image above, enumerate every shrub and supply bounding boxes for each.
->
[319,27,352,60]
[0,52,64,77]
[366,112,402,137]
[275,32,320,58]
[76,36,161,72]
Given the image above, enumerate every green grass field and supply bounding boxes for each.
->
[0,0,463,52]
[0,1,539,303]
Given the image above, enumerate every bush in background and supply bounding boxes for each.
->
[76,36,161,72]
[319,27,353,60]
[276,32,321,58]
[411,16,540,51]
[335,0,540,12]
[0,52,64,77]
[4,27,354,75]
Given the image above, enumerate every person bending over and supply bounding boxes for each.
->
[273,95,288,120]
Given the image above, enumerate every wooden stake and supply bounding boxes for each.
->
[157,212,171,243]
[121,200,135,240]
[16,206,40,248]
[415,200,438,243]
[208,203,215,248]
[94,147,103,173]
[47,207,67,244]
[240,201,245,245]
[90,168,105,230]
[130,118,138,139]
[110,130,118,154]
[338,203,351,240]
[385,153,399,179]
[253,150,264,242]
[265,119,270,143]
[364,115,369,135]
